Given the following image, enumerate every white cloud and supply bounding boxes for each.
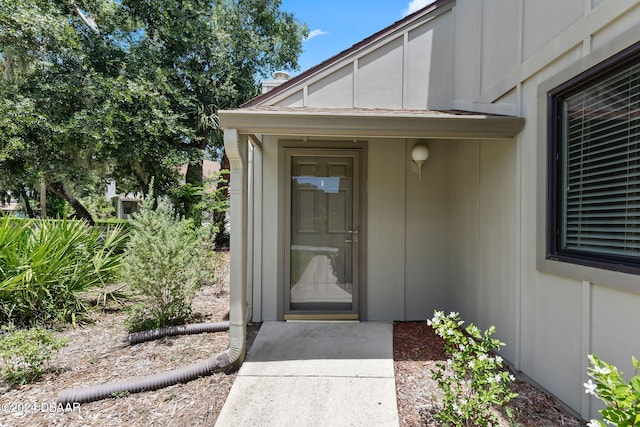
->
[403,0,436,17]
[305,29,329,41]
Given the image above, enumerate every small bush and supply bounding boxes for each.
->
[123,186,210,332]
[584,354,640,427]
[428,310,518,426]
[0,326,68,386]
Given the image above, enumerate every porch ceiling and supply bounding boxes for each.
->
[218,106,525,140]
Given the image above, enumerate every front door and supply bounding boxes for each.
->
[285,150,360,320]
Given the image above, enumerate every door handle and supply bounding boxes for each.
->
[346,229,358,244]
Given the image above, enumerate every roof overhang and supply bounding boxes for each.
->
[219,107,525,140]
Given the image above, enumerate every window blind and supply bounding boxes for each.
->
[561,61,640,258]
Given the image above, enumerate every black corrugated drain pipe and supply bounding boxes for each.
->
[59,128,251,406]
[127,321,230,345]
[56,321,239,405]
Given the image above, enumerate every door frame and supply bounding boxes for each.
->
[282,146,366,320]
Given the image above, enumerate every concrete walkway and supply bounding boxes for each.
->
[215,321,399,427]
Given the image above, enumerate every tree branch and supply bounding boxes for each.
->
[68,0,99,34]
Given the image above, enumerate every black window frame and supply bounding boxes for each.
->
[547,41,640,275]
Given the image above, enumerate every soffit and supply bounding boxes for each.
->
[218,106,525,140]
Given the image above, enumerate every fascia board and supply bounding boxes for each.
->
[219,109,524,140]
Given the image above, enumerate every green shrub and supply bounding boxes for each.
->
[169,170,230,230]
[0,326,68,386]
[123,188,210,332]
[82,196,116,220]
[584,355,640,427]
[428,310,518,426]
[0,217,128,326]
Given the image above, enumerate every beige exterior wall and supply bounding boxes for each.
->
[255,137,454,322]
[450,0,640,419]
[403,140,453,319]
[240,0,640,419]
[367,138,454,321]
[270,4,454,110]
[450,139,519,364]
[253,134,519,339]
[367,140,407,319]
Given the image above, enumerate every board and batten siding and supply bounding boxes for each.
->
[271,4,454,110]
[368,138,454,321]
[255,136,455,322]
[452,0,640,419]
[243,0,640,420]
[450,139,519,365]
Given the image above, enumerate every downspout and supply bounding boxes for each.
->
[246,142,254,324]
[56,129,248,405]
[222,128,248,366]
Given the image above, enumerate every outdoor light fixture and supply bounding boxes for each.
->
[411,144,430,181]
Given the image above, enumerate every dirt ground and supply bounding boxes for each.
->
[1,253,586,426]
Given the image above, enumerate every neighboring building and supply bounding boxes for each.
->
[177,158,222,184]
[219,0,640,420]
[106,180,141,219]
[0,199,20,215]
[107,160,221,219]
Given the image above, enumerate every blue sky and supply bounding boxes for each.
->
[280,0,436,74]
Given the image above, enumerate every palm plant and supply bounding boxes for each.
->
[0,216,128,326]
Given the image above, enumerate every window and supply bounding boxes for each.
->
[548,43,640,274]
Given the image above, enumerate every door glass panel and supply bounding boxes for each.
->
[290,156,354,311]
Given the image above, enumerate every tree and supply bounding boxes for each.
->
[0,0,127,224]
[0,0,307,224]
[122,0,308,216]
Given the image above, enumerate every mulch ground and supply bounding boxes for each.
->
[0,254,586,426]
[0,252,245,427]
[393,321,587,426]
